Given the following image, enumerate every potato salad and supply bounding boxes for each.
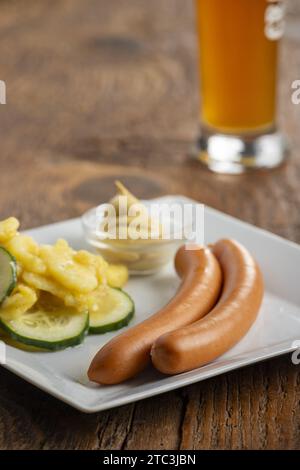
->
[0,217,134,351]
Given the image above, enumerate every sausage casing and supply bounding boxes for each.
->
[88,246,222,384]
[151,239,264,375]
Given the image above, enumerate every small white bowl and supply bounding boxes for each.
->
[81,199,194,275]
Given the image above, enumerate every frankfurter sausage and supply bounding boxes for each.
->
[88,246,222,384]
[151,239,264,375]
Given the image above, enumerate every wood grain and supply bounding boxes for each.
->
[0,0,300,450]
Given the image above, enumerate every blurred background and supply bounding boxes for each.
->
[0,0,300,230]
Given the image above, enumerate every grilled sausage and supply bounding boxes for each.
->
[151,239,264,375]
[88,246,222,384]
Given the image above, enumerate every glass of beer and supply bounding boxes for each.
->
[195,0,288,173]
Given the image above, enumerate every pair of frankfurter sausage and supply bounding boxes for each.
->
[88,239,264,385]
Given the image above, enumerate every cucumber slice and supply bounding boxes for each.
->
[0,326,46,352]
[0,247,17,304]
[89,287,134,334]
[0,294,89,351]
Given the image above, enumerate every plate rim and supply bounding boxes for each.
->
[1,197,300,412]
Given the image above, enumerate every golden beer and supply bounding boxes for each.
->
[195,0,287,172]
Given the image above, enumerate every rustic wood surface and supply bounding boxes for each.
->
[0,0,300,450]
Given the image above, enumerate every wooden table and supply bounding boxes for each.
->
[0,0,300,450]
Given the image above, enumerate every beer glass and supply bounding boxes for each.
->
[195,0,288,173]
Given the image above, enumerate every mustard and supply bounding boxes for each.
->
[107,181,162,242]
[95,182,173,273]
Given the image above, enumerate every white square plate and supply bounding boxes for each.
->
[1,196,300,413]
